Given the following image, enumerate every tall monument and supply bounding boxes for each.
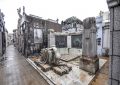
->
[80,17,99,74]
[107,0,120,85]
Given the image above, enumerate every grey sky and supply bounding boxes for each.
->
[0,0,108,33]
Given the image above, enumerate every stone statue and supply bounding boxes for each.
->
[17,8,22,18]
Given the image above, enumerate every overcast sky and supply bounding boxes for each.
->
[0,0,108,33]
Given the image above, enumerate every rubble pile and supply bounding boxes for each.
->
[30,46,72,76]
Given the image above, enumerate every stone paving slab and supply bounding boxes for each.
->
[0,45,49,85]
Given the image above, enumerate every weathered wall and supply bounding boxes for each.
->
[103,28,110,49]
[48,31,82,56]
[48,31,55,48]
[80,17,99,74]
[46,20,62,32]
[57,48,82,56]
[0,10,6,58]
[102,12,110,50]
[107,0,120,85]
[96,16,103,56]
[82,17,97,57]
[0,32,2,57]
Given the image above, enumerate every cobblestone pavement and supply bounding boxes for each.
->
[0,45,49,85]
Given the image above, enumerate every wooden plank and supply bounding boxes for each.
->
[38,63,51,72]
[52,67,65,76]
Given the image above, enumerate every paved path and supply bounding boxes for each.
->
[91,57,109,85]
[0,45,49,85]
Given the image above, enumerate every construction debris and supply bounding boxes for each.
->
[27,57,107,85]
[32,46,72,75]
[38,63,51,72]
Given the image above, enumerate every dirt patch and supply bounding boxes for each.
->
[80,72,87,82]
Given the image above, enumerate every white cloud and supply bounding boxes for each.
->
[0,0,108,33]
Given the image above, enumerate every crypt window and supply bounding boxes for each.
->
[55,35,67,48]
[71,34,82,48]
[97,38,101,45]
[73,23,77,28]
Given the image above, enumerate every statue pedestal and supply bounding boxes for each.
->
[79,56,99,74]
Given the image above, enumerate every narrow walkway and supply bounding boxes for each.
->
[91,57,109,85]
[0,45,49,85]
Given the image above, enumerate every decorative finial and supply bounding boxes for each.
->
[17,7,22,18]
[23,6,25,14]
